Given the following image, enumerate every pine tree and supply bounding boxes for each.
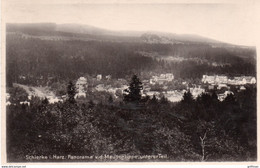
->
[42,97,49,105]
[181,90,194,104]
[67,81,76,103]
[211,91,218,101]
[123,75,143,103]
[150,95,158,104]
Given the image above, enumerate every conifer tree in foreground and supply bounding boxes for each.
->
[181,90,194,104]
[67,81,76,103]
[123,75,143,103]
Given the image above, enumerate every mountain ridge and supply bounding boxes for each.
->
[7,22,248,47]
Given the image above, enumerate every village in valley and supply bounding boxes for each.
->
[7,72,256,106]
[75,73,256,103]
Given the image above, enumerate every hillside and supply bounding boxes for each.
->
[6,23,235,44]
[6,23,256,87]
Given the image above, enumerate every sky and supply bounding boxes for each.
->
[3,0,259,46]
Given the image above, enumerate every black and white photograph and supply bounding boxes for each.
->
[2,0,258,164]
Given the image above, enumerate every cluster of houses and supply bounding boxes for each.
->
[95,84,128,98]
[201,75,256,101]
[202,75,256,85]
[144,90,185,102]
[142,74,256,103]
[6,91,63,106]
[189,87,205,99]
[74,75,112,98]
[142,87,205,103]
[6,73,256,106]
[96,74,112,81]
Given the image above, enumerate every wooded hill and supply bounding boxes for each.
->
[6,23,256,87]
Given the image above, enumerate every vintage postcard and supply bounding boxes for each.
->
[1,0,259,167]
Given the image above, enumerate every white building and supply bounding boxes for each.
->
[150,73,174,85]
[20,101,30,106]
[164,90,184,102]
[202,75,228,84]
[217,91,234,101]
[244,76,256,84]
[203,75,256,86]
[227,76,256,85]
[75,77,88,98]
[215,76,228,84]
[95,84,106,92]
[190,87,205,99]
[105,75,111,80]
[97,74,102,81]
[233,77,247,85]
[202,75,215,84]
[47,96,62,104]
[240,86,246,91]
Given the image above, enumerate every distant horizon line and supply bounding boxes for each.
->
[6,22,256,47]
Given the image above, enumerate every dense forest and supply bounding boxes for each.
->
[7,76,256,162]
[6,32,256,87]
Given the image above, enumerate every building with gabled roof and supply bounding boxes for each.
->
[75,77,88,98]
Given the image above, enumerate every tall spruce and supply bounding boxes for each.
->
[182,90,194,104]
[67,81,76,103]
[123,75,143,103]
